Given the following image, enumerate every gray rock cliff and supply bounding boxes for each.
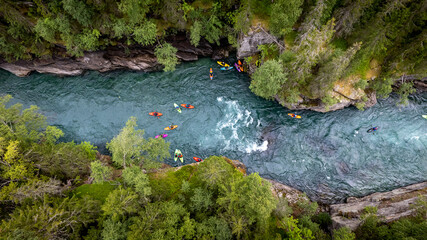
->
[0,36,213,77]
[330,181,427,231]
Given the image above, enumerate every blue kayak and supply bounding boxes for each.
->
[220,66,234,70]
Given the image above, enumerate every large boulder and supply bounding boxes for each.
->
[237,28,278,59]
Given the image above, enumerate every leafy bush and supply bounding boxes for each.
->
[249,59,287,100]
[154,43,179,72]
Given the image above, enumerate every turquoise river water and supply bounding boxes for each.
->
[1,58,426,203]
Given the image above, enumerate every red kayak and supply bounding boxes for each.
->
[181,104,195,109]
[193,157,203,162]
[149,112,163,117]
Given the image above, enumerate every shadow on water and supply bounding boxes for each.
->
[1,58,426,203]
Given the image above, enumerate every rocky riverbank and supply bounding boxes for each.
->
[0,34,230,77]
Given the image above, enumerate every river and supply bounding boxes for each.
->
[1,58,426,203]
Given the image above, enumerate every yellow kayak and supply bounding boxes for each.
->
[288,113,301,119]
[217,61,230,67]
[164,125,178,130]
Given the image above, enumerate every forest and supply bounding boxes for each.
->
[0,0,425,107]
[1,96,427,239]
[1,1,427,238]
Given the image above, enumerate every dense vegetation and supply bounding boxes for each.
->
[1,95,427,239]
[247,0,426,108]
[0,0,425,108]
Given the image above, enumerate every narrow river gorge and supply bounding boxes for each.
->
[1,58,426,203]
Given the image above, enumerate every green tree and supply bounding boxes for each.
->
[79,29,101,51]
[128,201,190,239]
[396,82,416,106]
[0,140,34,181]
[0,95,47,143]
[309,42,361,99]
[354,79,369,90]
[190,20,202,47]
[107,117,170,169]
[371,78,394,99]
[279,216,315,240]
[118,0,151,25]
[122,166,151,199]
[202,15,222,45]
[154,43,179,72]
[197,156,241,189]
[133,21,157,46]
[190,187,212,212]
[62,0,93,27]
[270,0,303,37]
[112,18,131,38]
[102,186,140,221]
[31,141,97,180]
[106,117,145,168]
[249,59,287,100]
[90,160,112,183]
[101,217,128,240]
[34,18,58,42]
[196,216,232,240]
[333,227,356,240]
[217,173,277,236]
[140,137,170,169]
[0,196,100,239]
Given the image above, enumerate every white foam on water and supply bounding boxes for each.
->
[216,97,259,151]
[244,110,253,127]
[410,136,420,140]
[245,140,268,153]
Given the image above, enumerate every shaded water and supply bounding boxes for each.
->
[1,58,426,203]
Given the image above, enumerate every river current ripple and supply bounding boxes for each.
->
[1,58,426,203]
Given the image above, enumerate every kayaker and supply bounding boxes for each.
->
[153,112,158,116]
[186,104,190,108]
[367,127,379,133]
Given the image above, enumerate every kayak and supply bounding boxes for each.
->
[423,115,427,119]
[234,63,241,72]
[181,104,195,109]
[220,66,234,70]
[217,61,230,67]
[210,68,213,80]
[193,157,203,162]
[155,134,168,139]
[174,149,183,162]
[164,125,178,130]
[149,112,162,117]
[174,103,182,113]
[288,113,301,119]
[367,127,379,133]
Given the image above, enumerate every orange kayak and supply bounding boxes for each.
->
[164,125,178,130]
[149,112,162,117]
[288,113,301,119]
[193,157,203,162]
[181,104,194,109]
